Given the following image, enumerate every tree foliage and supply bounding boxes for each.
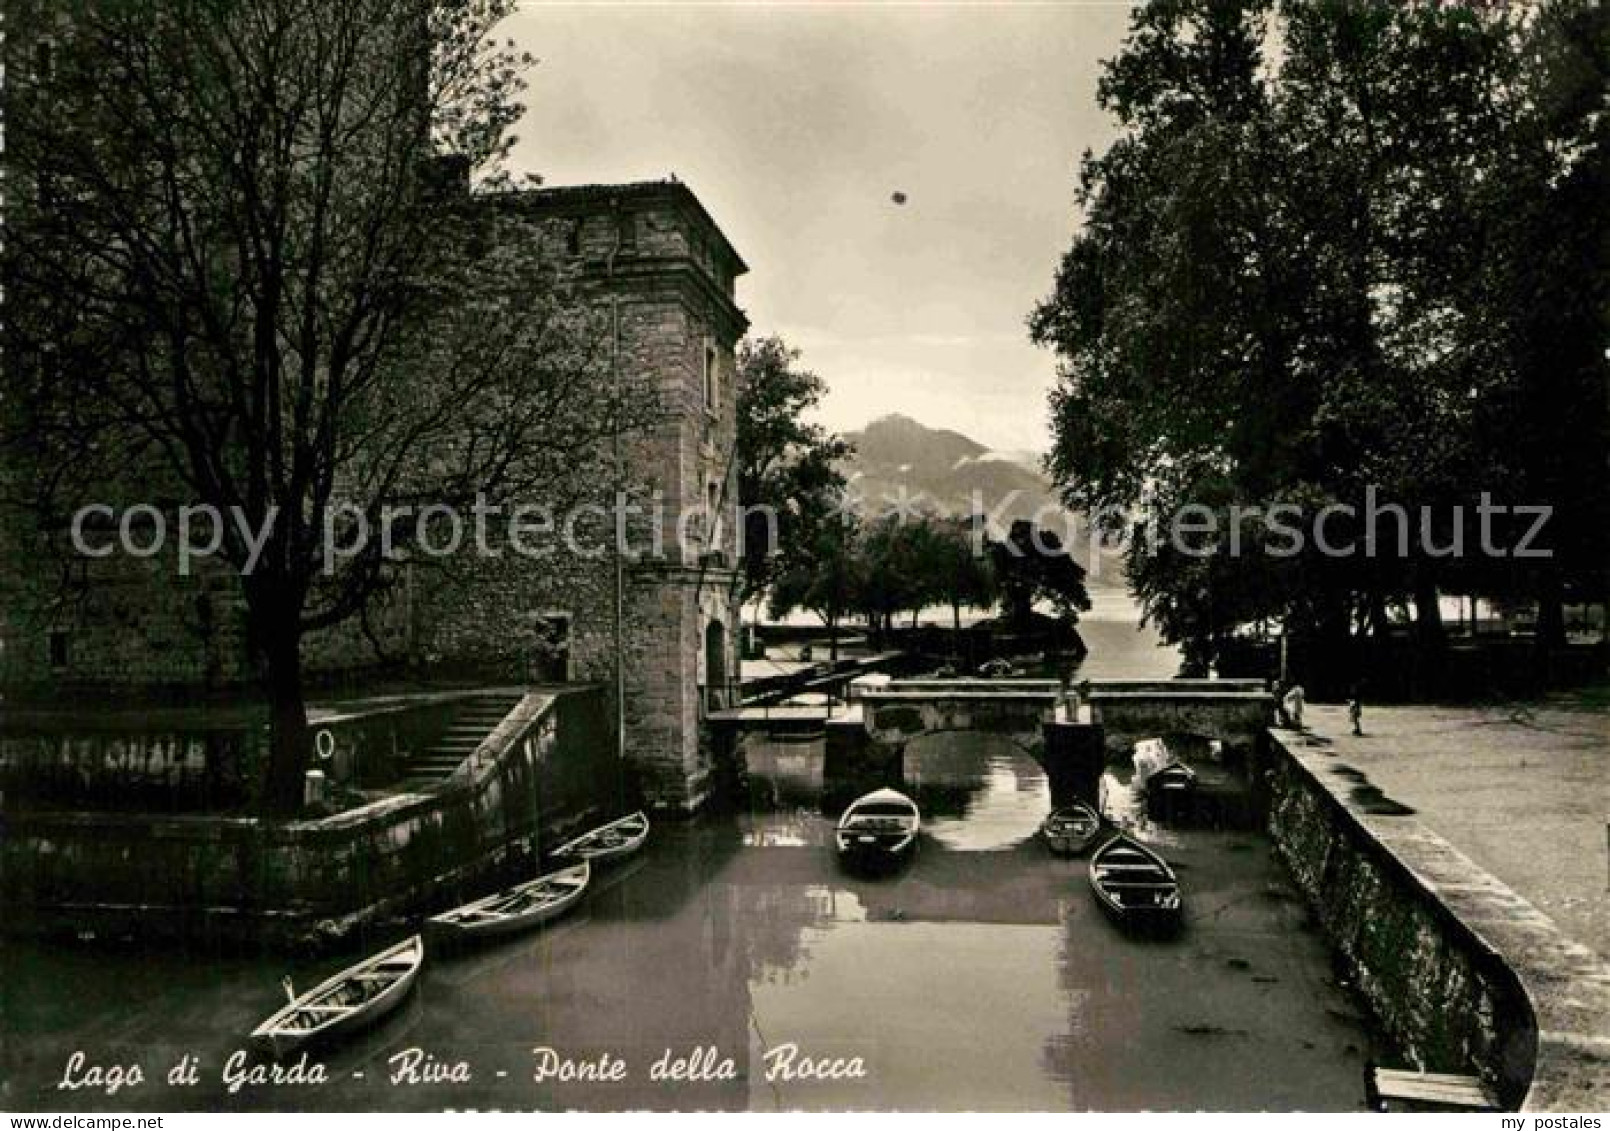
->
[854,516,939,638]
[4,0,650,811]
[927,516,999,635]
[767,517,864,663]
[735,335,853,605]
[1032,0,1608,686]
[989,519,1092,631]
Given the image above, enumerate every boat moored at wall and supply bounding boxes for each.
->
[251,935,424,1059]
[554,811,650,865]
[427,862,590,942]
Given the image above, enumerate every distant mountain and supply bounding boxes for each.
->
[840,414,1127,588]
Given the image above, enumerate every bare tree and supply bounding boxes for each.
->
[5,0,650,812]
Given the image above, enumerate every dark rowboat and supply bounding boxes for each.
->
[427,861,590,942]
[553,810,649,864]
[1040,801,1102,856]
[1144,759,1198,821]
[1088,835,1182,927]
[251,935,423,1058]
[1146,760,1197,798]
[835,788,920,861]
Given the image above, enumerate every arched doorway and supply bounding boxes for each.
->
[704,619,728,712]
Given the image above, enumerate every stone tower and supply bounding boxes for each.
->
[416,179,751,812]
[523,180,748,812]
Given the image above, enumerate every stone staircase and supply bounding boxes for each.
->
[397,694,522,790]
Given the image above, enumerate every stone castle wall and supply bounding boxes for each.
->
[1,180,746,808]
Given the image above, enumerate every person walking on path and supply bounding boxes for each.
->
[1281,684,1306,730]
[1348,691,1364,736]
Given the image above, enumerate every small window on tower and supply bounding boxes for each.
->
[36,40,56,83]
[617,211,637,251]
[707,482,722,550]
[565,219,582,256]
[704,343,718,410]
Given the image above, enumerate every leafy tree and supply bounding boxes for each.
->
[1465,0,1610,648]
[735,335,852,611]
[3,0,648,811]
[1032,0,1605,687]
[854,516,938,640]
[767,518,865,665]
[927,517,999,638]
[989,520,1092,631]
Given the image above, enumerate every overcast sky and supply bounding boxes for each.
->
[505,2,1135,452]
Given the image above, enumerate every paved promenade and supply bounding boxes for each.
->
[1302,692,1608,961]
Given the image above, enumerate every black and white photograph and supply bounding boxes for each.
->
[0,0,1606,1117]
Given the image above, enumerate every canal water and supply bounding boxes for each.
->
[0,728,1376,1112]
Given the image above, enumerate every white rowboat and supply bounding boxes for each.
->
[250,935,424,1059]
[1041,801,1102,856]
[836,788,920,859]
[553,810,650,864]
[427,861,590,941]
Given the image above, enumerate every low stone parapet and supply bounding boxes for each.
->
[0,686,621,950]
[1264,728,1610,1111]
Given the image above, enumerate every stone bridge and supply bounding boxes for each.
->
[854,677,1273,760]
[856,679,1061,756]
[814,677,1274,807]
[1083,680,1274,760]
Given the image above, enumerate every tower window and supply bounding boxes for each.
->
[36,40,56,83]
[617,211,637,251]
[565,219,581,256]
[703,343,718,410]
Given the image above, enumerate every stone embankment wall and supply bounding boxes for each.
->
[1263,729,1610,1112]
[0,690,497,810]
[0,686,623,950]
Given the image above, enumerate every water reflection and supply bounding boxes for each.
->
[908,732,1045,852]
[1,730,1372,1112]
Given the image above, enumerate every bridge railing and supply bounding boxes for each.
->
[702,681,850,720]
[702,680,741,714]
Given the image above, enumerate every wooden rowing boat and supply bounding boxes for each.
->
[1146,760,1198,797]
[427,861,590,942]
[1143,759,1198,822]
[251,935,423,1058]
[1367,1066,1499,1111]
[1088,834,1182,927]
[836,787,920,861]
[1040,801,1102,856]
[553,810,649,864]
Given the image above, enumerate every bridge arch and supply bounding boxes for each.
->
[851,678,1273,772]
[860,691,1053,762]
